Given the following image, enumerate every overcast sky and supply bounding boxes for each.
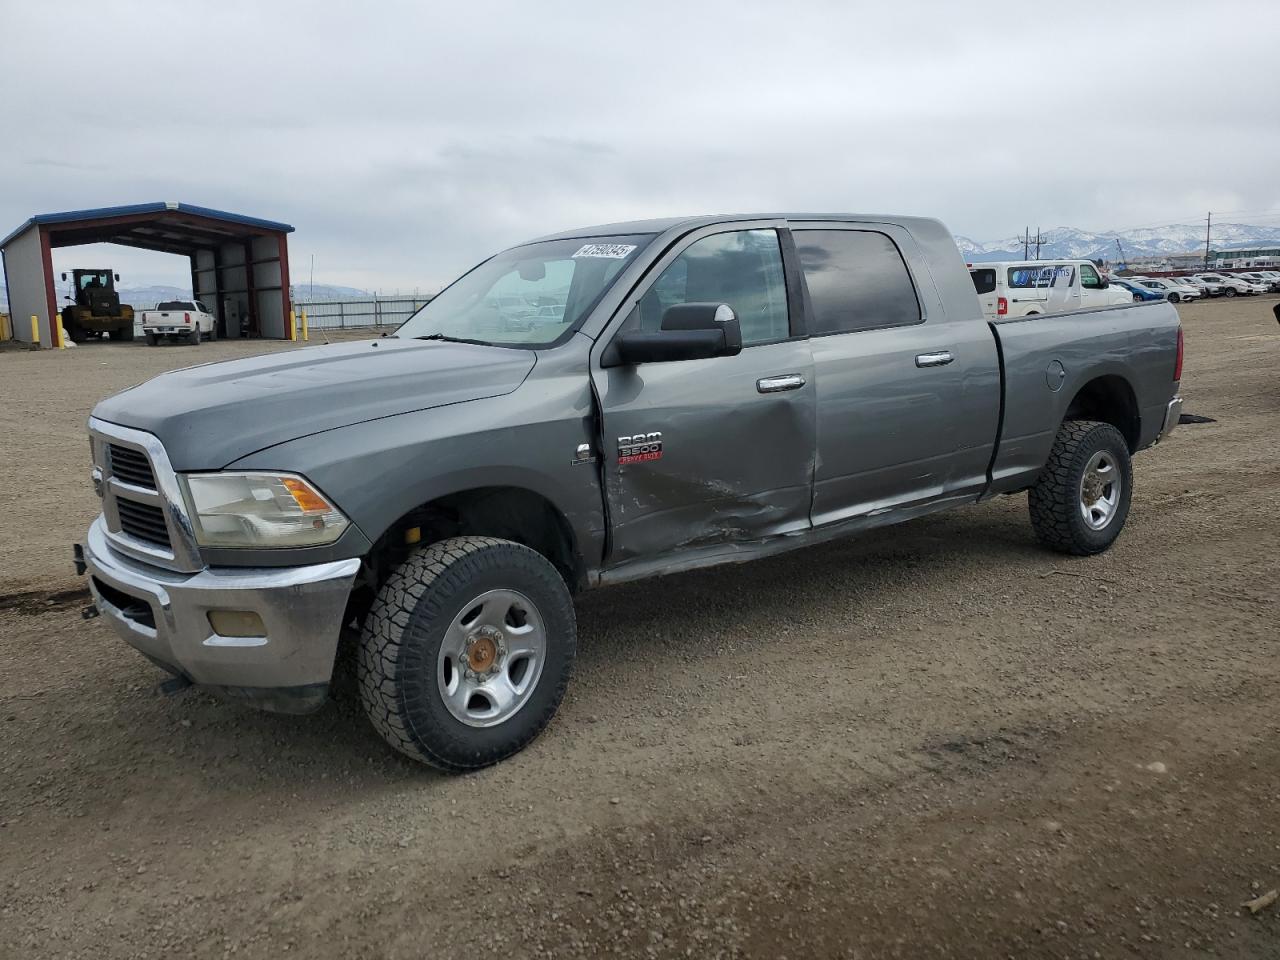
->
[4,0,1278,292]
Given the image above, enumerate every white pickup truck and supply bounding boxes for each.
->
[969,260,1131,319]
[140,300,217,346]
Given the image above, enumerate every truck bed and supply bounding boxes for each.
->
[986,300,1182,497]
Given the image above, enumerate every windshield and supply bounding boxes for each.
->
[78,271,110,291]
[397,235,652,347]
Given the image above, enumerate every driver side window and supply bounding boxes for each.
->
[631,229,790,346]
[1080,264,1102,289]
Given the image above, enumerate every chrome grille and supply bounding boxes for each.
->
[89,418,203,573]
[108,444,156,490]
[116,498,172,549]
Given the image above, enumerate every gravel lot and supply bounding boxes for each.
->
[2,300,1278,958]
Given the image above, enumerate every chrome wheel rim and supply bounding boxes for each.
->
[1079,450,1121,531]
[437,589,547,728]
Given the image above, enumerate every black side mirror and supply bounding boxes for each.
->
[610,303,743,366]
[61,272,67,281]
[114,273,120,282]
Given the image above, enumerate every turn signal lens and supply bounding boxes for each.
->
[282,477,332,512]
[1173,325,1184,382]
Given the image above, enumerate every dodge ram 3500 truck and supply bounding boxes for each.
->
[78,214,1184,771]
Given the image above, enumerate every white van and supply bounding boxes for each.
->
[968,260,1131,319]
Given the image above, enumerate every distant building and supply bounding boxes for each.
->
[1121,252,1205,273]
[1211,245,1280,268]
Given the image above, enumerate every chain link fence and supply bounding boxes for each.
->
[290,295,434,331]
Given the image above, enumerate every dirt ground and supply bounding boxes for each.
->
[2,301,1278,959]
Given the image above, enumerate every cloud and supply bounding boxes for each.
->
[4,0,1278,291]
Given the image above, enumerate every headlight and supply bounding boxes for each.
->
[178,472,350,548]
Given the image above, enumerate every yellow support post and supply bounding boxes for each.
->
[0,314,9,341]
[288,309,297,342]
[301,310,309,342]
[30,315,40,349]
[54,312,66,349]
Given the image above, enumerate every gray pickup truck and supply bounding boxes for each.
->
[78,214,1184,771]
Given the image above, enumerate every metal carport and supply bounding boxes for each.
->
[0,202,294,348]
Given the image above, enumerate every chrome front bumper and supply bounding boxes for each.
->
[1159,395,1183,441]
[81,516,360,712]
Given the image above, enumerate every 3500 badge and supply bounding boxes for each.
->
[617,432,663,464]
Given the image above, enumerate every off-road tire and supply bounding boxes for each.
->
[358,536,576,772]
[188,327,201,346]
[1029,420,1133,556]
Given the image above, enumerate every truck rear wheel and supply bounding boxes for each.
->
[1028,420,1133,556]
[188,327,201,346]
[144,332,159,347]
[358,536,576,772]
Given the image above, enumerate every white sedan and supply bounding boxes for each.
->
[1136,277,1201,303]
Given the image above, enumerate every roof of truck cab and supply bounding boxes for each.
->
[526,213,947,243]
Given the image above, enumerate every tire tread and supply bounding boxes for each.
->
[358,536,575,772]
[1028,419,1131,556]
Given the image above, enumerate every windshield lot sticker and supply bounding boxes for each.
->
[573,243,636,260]
[617,432,663,465]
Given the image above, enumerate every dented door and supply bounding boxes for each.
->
[596,340,816,567]
[590,225,817,569]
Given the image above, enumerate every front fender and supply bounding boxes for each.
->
[227,374,606,574]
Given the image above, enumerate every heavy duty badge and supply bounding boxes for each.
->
[617,432,663,464]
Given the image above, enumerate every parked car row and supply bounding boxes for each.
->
[1127,271,1280,300]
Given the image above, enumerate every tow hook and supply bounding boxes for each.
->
[73,543,87,576]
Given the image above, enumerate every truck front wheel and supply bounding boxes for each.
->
[1028,420,1133,556]
[358,536,576,771]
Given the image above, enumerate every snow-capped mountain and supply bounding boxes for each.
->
[957,223,1280,263]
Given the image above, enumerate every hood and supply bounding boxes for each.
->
[92,338,536,470]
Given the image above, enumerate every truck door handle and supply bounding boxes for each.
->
[756,374,806,393]
[915,351,954,368]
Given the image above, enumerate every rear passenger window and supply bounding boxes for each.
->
[970,269,996,295]
[794,231,921,335]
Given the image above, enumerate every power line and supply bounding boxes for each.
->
[1203,212,1212,271]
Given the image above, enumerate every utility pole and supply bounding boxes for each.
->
[1032,228,1044,261]
[1023,227,1030,260]
[1115,238,1126,269]
[1203,212,1212,270]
